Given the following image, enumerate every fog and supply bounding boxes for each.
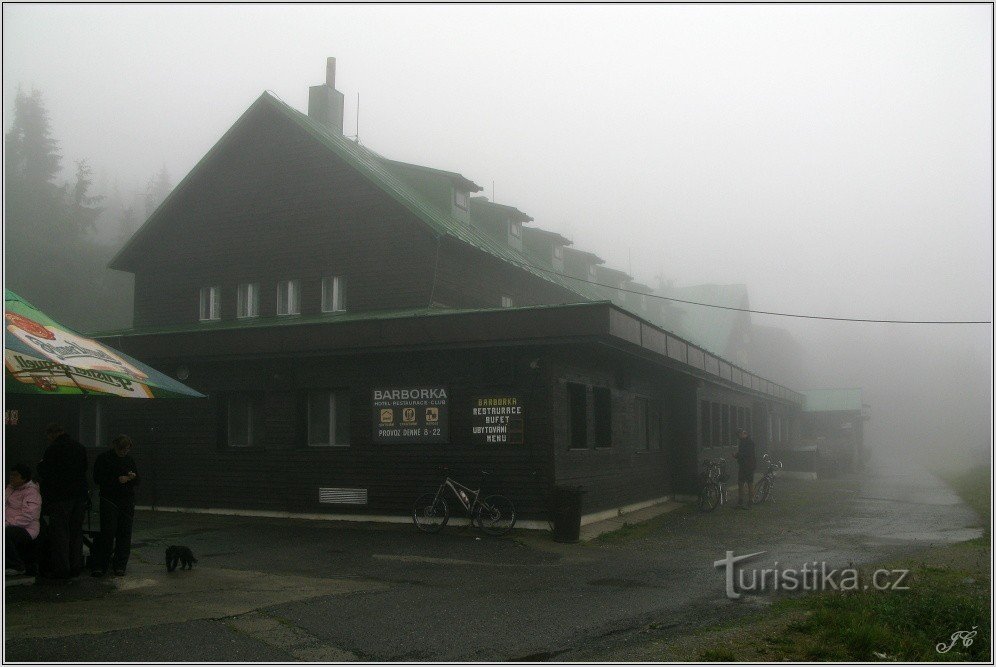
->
[4,5,992,469]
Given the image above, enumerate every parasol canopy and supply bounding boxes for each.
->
[4,289,203,398]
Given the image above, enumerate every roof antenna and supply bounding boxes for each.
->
[492,180,495,202]
[355,92,360,143]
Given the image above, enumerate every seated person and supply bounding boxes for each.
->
[5,463,42,575]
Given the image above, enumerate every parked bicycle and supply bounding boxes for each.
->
[413,470,516,536]
[752,453,783,505]
[698,458,728,512]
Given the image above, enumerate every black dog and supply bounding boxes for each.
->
[165,545,197,572]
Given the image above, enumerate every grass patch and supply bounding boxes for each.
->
[936,466,990,531]
[611,539,990,662]
[698,648,736,661]
[786,563,989,660]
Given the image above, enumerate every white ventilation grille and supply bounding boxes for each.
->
[319,487,368,505]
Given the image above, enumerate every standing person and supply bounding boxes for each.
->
[733,428,757,509]
[5,463,42,575]
[90,435,139,577]
[36,424,88,578]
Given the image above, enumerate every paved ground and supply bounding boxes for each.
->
[4,465,982,662]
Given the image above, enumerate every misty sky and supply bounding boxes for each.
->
[3,5,993,456]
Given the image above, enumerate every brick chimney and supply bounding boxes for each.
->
[309,57,345,134]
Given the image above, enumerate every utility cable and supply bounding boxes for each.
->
[519,261,991,325]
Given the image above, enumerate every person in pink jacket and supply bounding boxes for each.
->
[6,463,42,575]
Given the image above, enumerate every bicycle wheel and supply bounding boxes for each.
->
[413,493,449,533]
[753,478,771,505]
[474,495,516,536]
[698,483,721,512]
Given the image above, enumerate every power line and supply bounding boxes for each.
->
[520,261,991,325]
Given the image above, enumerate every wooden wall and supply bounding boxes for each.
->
[125,100,580,328]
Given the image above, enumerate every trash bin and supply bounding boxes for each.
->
[551,485,584,543]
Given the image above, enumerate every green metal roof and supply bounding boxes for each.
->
[90,301,600,339]
[112,91,600,302]
[523,226,572,248]
[468,197,534,223]
[802,388,864,413]
[378,158,483,193]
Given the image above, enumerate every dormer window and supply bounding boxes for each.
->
[454,189,469,211]
[237,283,259,318]
[321,276,346,312]
[199,286,220,321]
[276,279,301,316]
[508,221,522,249]
[552,246,565,271]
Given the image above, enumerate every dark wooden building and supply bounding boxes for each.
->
[5,59,804,527]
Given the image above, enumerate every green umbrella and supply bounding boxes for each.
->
[4,289,203,398]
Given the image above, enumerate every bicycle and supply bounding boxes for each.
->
[752,453,783,505]
[413,470,516,536]
[698,458,728,512]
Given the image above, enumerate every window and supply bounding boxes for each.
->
[454,189,469,211]
[552,245,564,270]
[568,383,587,449]
[635,397,649,451]
[711,402,721,447]
[307,389,350,446]
[721,404,730,446]
[227,394,256,447]
[237,283,259,318]
[593,387,612,448]
[277,280,301,315]
[501,295,514,308]
[321,276,346,312]
[587,265,597,280]
[650,400,665,450]
[508,221,523,249]
[199,286,220,321]
[79,400,102,448]
[567,384,588,449]
[700,400,711,448]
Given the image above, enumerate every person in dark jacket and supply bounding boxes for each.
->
[90,435,139,577]
[733,428,757,509]
[36,423,88,578]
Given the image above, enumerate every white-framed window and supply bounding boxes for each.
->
[552,245,564,270]
[237,282,259,318]
[79,400,103,448]
[276,279,301,315]
[199,286,220,321]
[454,189,469,211]
[501,295,514,308]
[321,276,346,312]
[227,394,255,447]
[307,389,350,446]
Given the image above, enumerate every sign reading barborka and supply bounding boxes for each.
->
[372,387,448,443]
[472,396,524,445]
